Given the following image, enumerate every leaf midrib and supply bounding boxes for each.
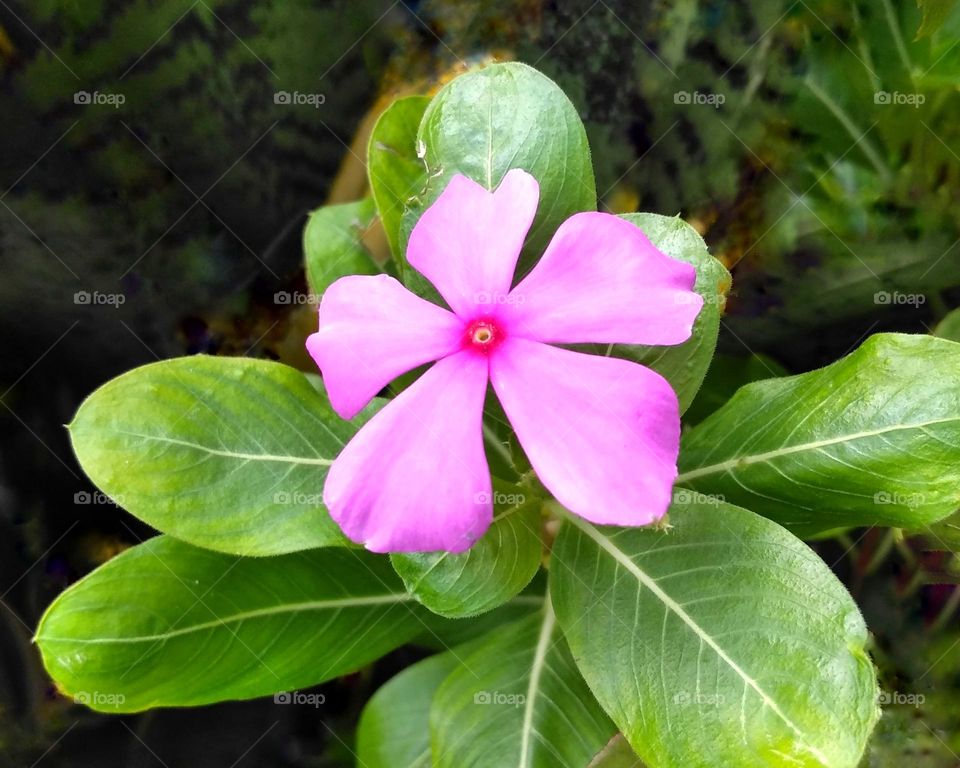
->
[518,599,556,768]
[100,430,333,466]
[38,593,414,645]
[677,416,959,483]
[567,516,831,767]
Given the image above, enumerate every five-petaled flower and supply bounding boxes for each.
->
[307,169,703,553]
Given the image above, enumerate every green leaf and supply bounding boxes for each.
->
[614,213,731,413]
[304,198,379,298]
[357,652,459,768]
[391,490,543,618]
[414,579,546,650]
[916,0,959,37]
[430,604,616,768]
[677,334,960,536]
[35,537,421,712]
[913,509,960,551]
[367,95,430,264]
[934,307,960,342]
[401,62,596,287]
[69,356,378,555]
[550,503,879,768]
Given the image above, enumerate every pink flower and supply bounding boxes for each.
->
[307,169,703,553]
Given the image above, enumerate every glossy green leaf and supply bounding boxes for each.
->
[430,603,616,768]
[677,334,960,536]
[357,652,459,768]
[400,62,596,288]
[69,356,378,555]
[391,490,543,618]
[551,503,879,768]
[614,213,731,413]
[304,198,378,298]
[367,95,430,263]
[35,537,421,712]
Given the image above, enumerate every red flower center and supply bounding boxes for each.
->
[465,318,503,354]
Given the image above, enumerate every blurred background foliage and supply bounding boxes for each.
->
[1,0,958,765]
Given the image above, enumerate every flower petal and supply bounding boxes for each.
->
[324,351,492,553]
[490,338,680,526]
[307,274,464,419]
[406,169,539,317]
[500,212,702,345]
